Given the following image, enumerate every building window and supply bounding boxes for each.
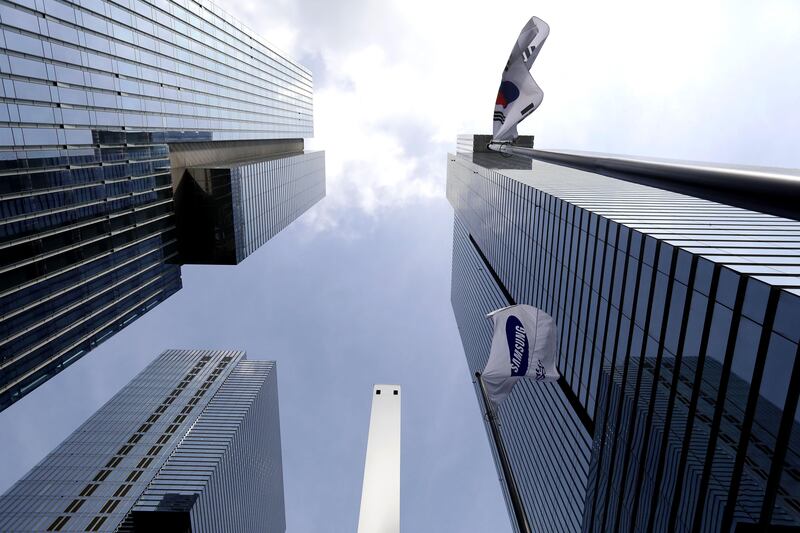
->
[46,515,69,531]
[79,484,98,497]
[93,470,111,482]
[113,484,132,498]
[99,499,120,514]
[64,499,84,513]
[85,516,107,532]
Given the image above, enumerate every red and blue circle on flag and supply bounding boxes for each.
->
[496,81,520,108]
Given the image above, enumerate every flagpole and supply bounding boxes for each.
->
[487,141,535,158]
[475,371,532,533]
[486,142,800,221]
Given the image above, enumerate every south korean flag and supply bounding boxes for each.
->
[482,304,559,405]
[492,17,550,142]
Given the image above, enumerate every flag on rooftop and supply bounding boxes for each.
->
[492,17,550,142]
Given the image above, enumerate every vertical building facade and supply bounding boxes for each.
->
[0,348,284,532]
[357,385,401,533]
[448,137,800,531]
[0,0,325,409]
[172,144,326,265]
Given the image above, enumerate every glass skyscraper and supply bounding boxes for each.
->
[0,348,284,532]
[448,136,800,531]
[0,0,325,409]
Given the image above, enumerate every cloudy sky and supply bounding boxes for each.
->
[1,0,799,531]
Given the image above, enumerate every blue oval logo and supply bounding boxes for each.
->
[505,316,529,376]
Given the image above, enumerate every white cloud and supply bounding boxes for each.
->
[299,46,443,232]
[215,0,800,234]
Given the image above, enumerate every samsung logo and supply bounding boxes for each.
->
[505,316,529,376]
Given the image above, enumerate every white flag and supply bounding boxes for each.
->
[492,17,550,142]
[482,304,559,405]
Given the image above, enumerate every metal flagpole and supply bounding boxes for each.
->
[487,142,800,222]
[475,371,532,533]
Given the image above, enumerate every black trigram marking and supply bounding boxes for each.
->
[493,111,505,124]
[520,103,535,116]
[522,45,536,63]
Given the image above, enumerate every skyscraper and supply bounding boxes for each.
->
[357,385,401,533]
[0,349,284,532]
[0,0,325,409]
[448,136,800,531]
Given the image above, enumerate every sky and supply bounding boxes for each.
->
[1,0,800,532]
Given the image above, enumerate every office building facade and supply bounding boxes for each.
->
[0,348,284,532]
[448,137,800,531]
[0,0,325,409]
[173,144,326,265]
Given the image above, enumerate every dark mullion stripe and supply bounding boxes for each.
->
[524,188,537,305]
[574,226,596,397]
[537,193,552,351]
[562,209,583,382]
[545,196,562,364]
[583,363,615,531]
[578,220,607,407]
[544,209,598,437]
[626,247,680,530]
[591,227,622,424]
[589,228,637,529]
[541,195,557,319]
[569,213,592,389]
[554,205,576,370]
[667,263,723,531]
[533,191,547,315]
[554,201,569,320]
[689,274,749,530]
[609,240,664,531]
[513,191,526,302]
[550,200,568,331]
[644,254,700,531]
[759,341,800,524]
[720,287,782,531]
[570,213,597,395]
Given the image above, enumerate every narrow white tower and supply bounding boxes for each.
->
[357,384,401,533]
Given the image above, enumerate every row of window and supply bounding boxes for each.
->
[0,262,180,409]
[1,244,175,359]
[2,0,311,103]
[134,359,280,531]
[2,262,179,381]
[45,353,216,531]
[0,225,175,312]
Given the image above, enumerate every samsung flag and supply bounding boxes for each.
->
[482,304,559,405]
[492,17,550,142]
